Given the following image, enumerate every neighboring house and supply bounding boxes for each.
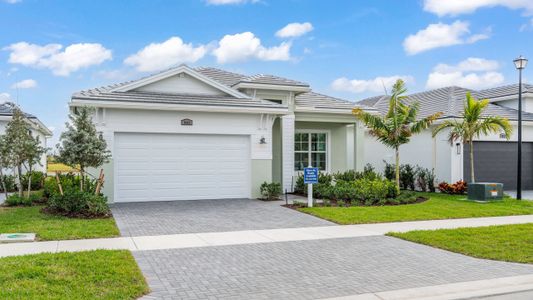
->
[0,103,52,173]
[70,65,375,203]
[358,84,533,190]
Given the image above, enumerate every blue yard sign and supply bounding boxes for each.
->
[303,167,319,184]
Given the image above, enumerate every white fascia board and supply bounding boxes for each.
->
[109,65,251,99]
[295,106,378,115]
[233,82,311,93]
[69,99,290,115]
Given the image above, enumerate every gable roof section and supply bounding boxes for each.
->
[238,74,309,87]
[110,65,250,99]
[359,85,533,121]
[477,83,533,100]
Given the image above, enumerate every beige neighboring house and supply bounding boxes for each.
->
[70,64,376,203]
[0,103,52,173]
[358,84,533,190]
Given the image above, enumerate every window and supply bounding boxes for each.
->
[294,132,327,171]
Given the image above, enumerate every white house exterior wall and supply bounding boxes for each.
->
[0,120,48,173]
[92,108,276,202]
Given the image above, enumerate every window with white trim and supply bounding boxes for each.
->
[294,132,327,171]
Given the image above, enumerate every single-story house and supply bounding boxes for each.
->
[358,84,533,190]
[0,102,52,173]
[70,65,376,202]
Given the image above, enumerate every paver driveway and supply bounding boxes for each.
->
[111,199,333,236]
[135,235,533,300]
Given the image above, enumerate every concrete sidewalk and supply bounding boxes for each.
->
[1,214,532,258]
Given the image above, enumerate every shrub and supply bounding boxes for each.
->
[328,178,397,206]
[21,171,46,191]
[0,175,16,192]
[294,174,305,194]
[260,182,282,200]
[44,173,98,198]
[47,189,110,217]
[333,165,381,182]
[427,169,436,192]
[383,161,395,181]
[294,172,333,195]
[438,180,467,195]
[5,194,33,206]
[400,164,416,190]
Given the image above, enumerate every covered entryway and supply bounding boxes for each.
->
[463,141,533,189]
[114,132,251,202]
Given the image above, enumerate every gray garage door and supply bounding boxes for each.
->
[463,141,533,190]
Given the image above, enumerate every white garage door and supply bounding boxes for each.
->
[114,133,250,202]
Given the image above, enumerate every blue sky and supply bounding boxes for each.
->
[0,0,532,143]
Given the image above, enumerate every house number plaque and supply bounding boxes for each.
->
[181,118,193,126]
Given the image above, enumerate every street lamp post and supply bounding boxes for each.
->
[514,55,528,200]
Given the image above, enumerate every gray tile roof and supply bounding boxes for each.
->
[73,65,373,111]
[0,102,36,118]
[477,83,533,99]
[238,74,309,87]
[72,89,286,109]
[295,92,372,110]
[356,95,386,107]
[359,85,533,121]
[194,67,247,86]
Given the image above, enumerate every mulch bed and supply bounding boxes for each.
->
[40,207,112,219]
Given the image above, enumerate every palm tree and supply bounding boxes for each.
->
[353,79,442,190]
[433,92,512,183]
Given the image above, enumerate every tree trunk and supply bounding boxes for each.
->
[16,165,23,197]
[470,141,475,183]
[80,166,84,192]
[395,146,400,192]
[27,166,32,198]
[0,168,8,199]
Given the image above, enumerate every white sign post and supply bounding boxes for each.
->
[303,166,319,208]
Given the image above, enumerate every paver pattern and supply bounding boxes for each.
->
[134,236,533,300]
[112,199,333,236]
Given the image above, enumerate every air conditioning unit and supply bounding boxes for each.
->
[467,183,503,201]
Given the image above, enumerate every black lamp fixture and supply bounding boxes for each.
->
[514,55,528,200]
[259,136,267,144]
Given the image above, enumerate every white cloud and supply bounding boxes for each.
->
[276,22,314,38]
[426,57,504,89]
[403,21,489,55]
[331,75,415,94]
[423,0,533,17]
[11,79,37,89]
[124,37,207,72]
[0,92,11,102]
[212,32,291,64]
[205,0,258,5]
[4,42,112,76]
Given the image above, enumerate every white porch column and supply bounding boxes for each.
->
[281,114,295,192]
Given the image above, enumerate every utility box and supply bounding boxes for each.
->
[467,183,503,201]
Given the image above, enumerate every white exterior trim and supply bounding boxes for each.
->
[70,99,289,115]
[281,115,295,192]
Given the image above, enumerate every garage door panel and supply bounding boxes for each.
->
[464,141,533,190]
[115,133,250,202]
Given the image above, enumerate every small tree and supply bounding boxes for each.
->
[353,79,442,191]
[3,106,35,197]
[0,135,11,198]
[22,135,46,196]
[433,92,512,182]
[57,106,111,191]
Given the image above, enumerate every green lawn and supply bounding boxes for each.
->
[0,250,149,299]
[299,193,533,224]
[388,223,533,264]
[0,206,119,240]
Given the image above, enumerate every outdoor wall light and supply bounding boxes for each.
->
[259,136,267,144]
[456,143,461,155]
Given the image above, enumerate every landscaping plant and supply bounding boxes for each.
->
[260,182,282,200]
[438,180,467,195]
[57,106,111,191]
[400,164,416,191]
[433,93,512,183]
[353,79,442,191]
